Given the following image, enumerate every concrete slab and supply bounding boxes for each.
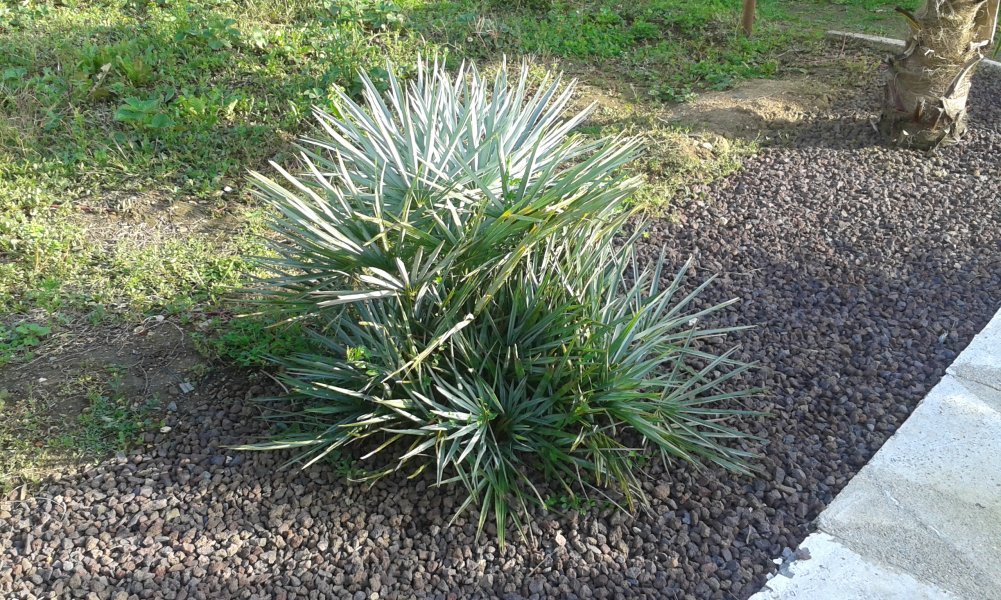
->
[818,376,1001,599]
[751,304,1001,600]
[948,309,1001,391]
[827,30,908,52]
[825,31,1001,74]
[751,533,958,600]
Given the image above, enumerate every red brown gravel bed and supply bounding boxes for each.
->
[2,71,1000,600]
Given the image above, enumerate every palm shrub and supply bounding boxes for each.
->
[243,58,756,543]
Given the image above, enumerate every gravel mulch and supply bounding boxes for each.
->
[3,67,1000,600]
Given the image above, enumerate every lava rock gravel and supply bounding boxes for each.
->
[2,70,1000,600]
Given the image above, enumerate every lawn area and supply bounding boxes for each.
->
[5,3,1001,598]
[0,0,910,488]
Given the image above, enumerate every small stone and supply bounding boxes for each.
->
[529,577,545,594]
[653,484,671,502]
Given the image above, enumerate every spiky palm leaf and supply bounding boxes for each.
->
[240,57,758,544]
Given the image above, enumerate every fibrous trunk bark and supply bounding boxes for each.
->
[881,0,1000,148]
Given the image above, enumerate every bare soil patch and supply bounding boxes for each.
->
[2,317,203,406]
[77,191,245,246]
[0,317,206,490]
[664,77,837,138]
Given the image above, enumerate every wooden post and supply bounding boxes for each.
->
[741,0,756,37]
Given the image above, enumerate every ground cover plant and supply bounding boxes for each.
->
[3,62,999,598]
[243,59,757,542]
[0,0,914,529]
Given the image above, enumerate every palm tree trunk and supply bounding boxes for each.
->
[881,0,1000,148]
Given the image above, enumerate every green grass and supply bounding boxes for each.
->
[0,204,265,314]
[798,0,917,34]
[0,0,421,326]
[579,117,759,214]
[0,0,418,195]
[192,313,315,367]
[0,0,907,355]
[404,0,911,97]
[0,389,56,493]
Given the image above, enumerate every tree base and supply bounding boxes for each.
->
[879,0,998,150]
[879,100,968,149]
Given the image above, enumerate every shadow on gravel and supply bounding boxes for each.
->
[635,65,1001,598]
[3,68,1001,600]
[3,373,654,599]
[775,69,1001,152]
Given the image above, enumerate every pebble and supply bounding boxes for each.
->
[2,53,1000,600]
